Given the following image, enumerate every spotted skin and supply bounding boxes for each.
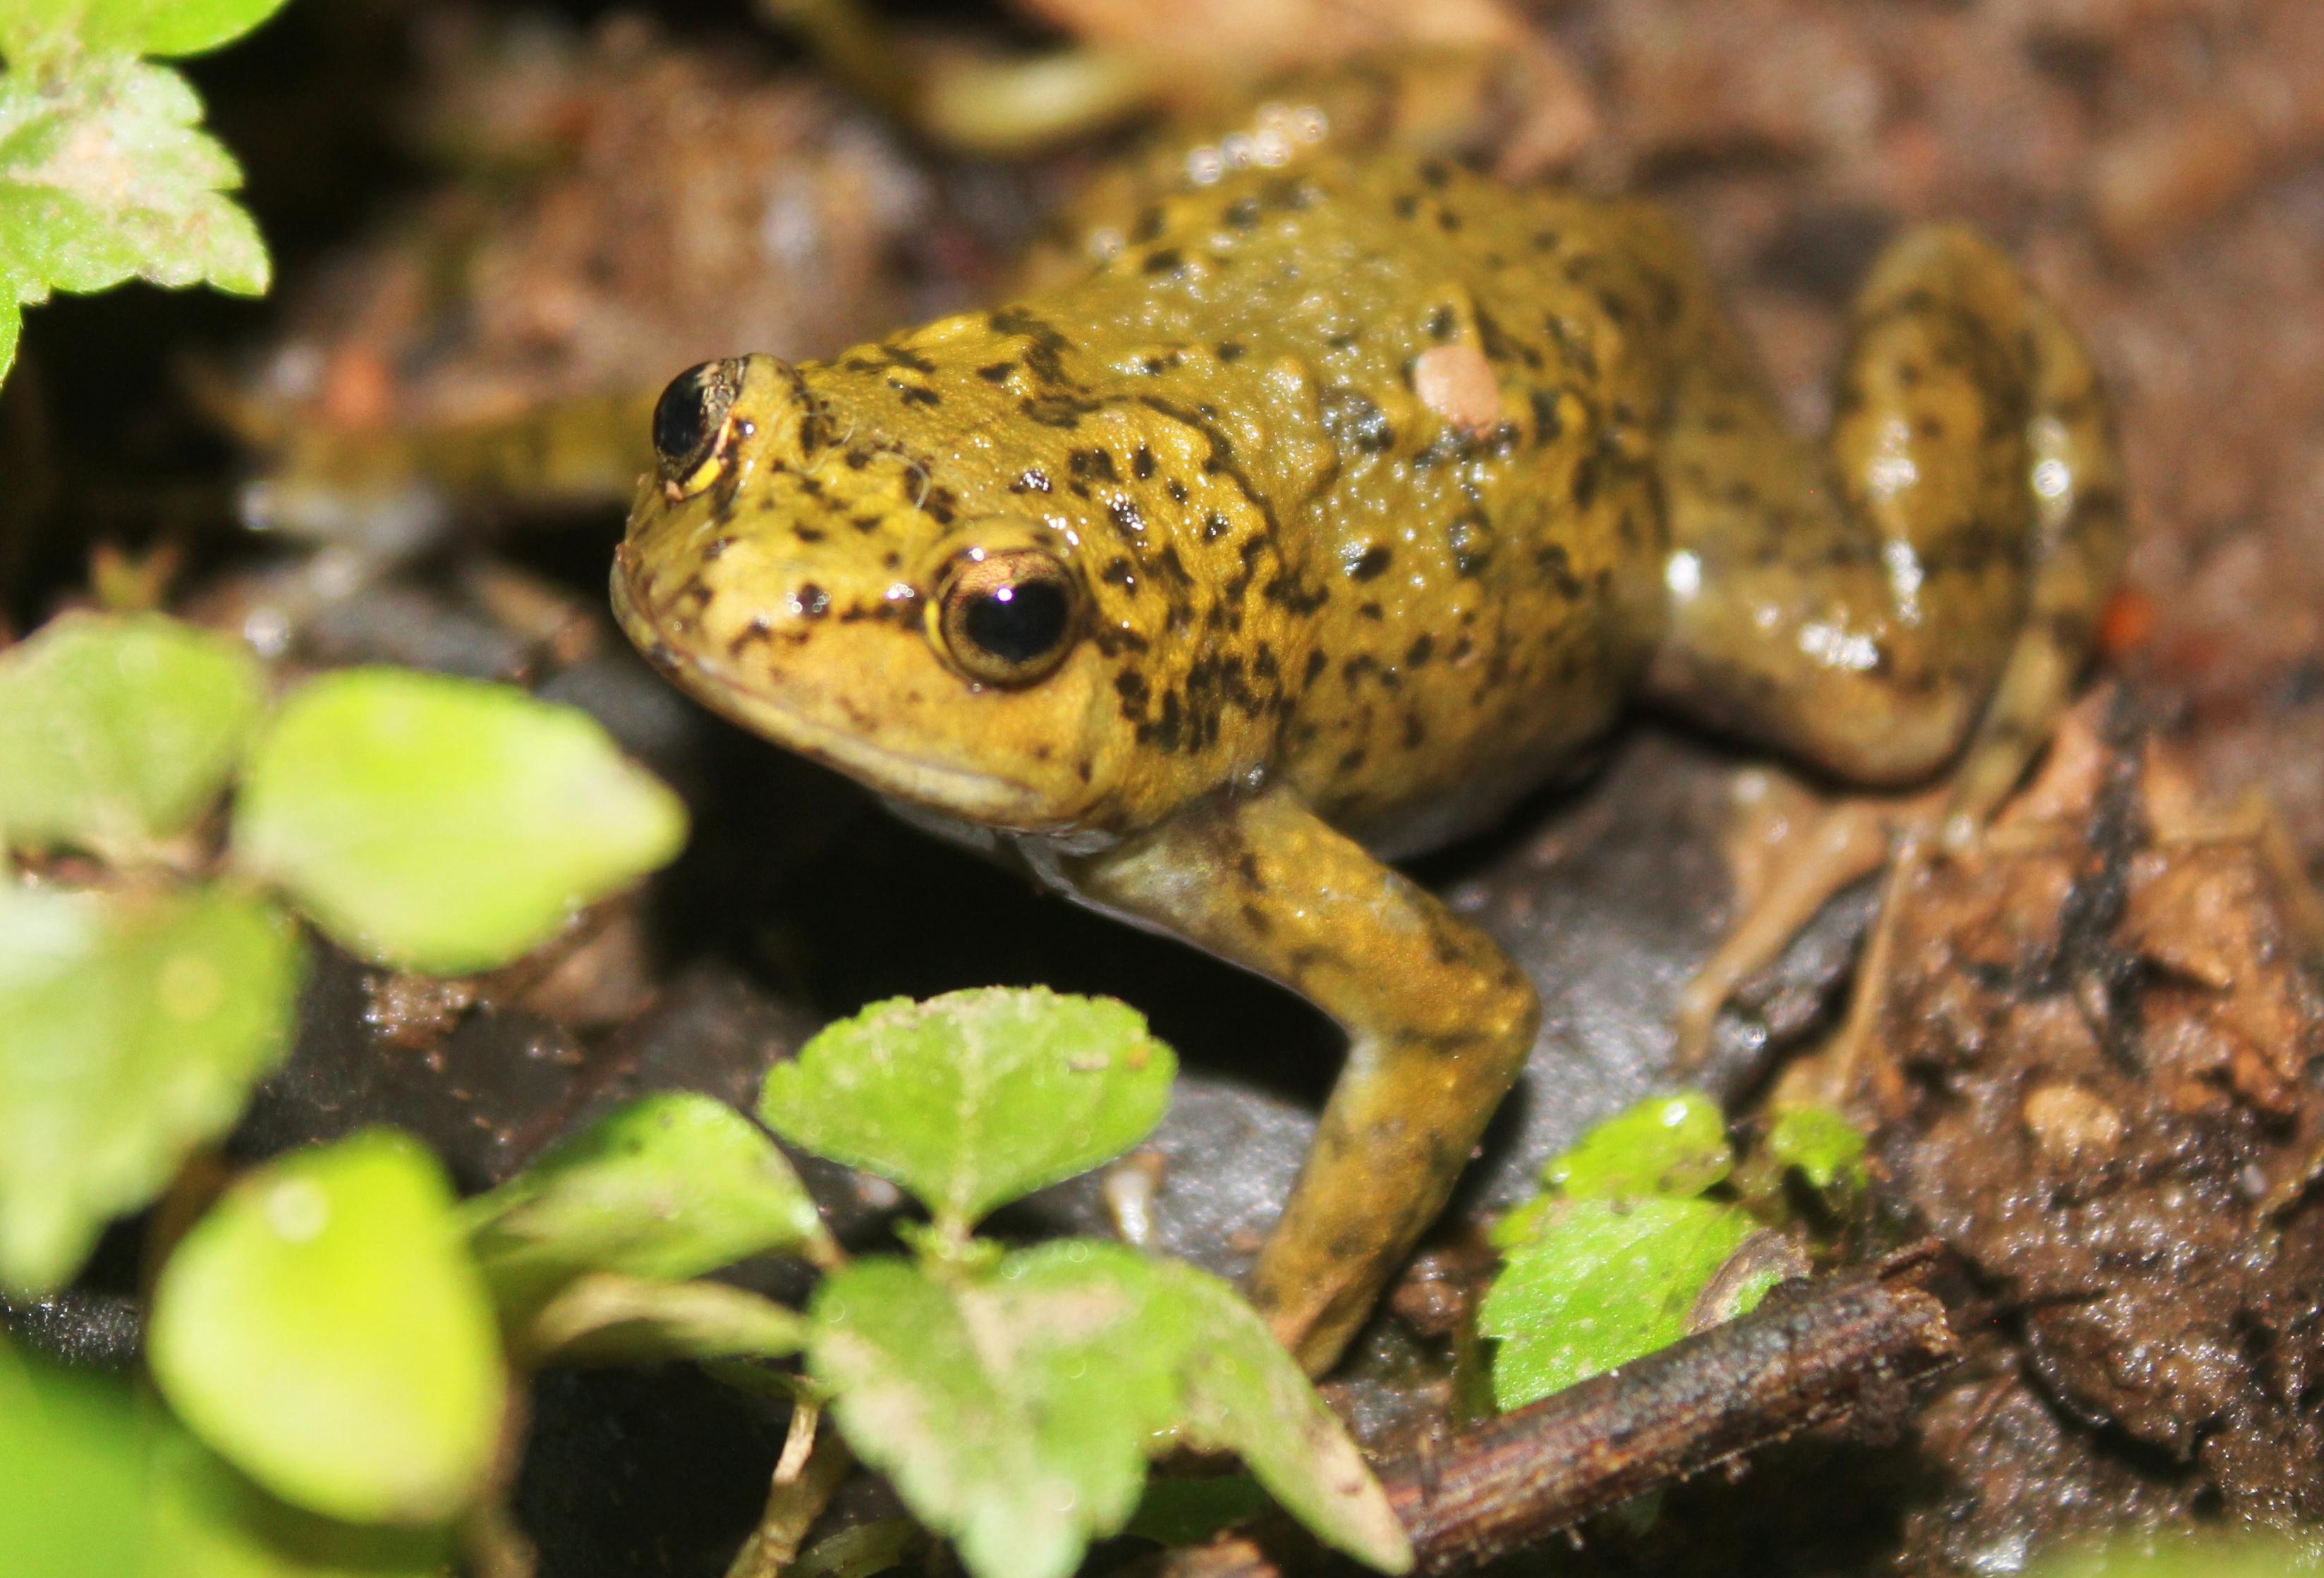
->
[615,149,2123,1376]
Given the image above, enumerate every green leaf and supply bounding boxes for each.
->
[1124,1477,1269,1546]
[760,988,1174,1236]
[1545,1090,1732,1201]
[0,1340,148,1578]
[1763,1106,1868,1194]
[0,881,300,1292]
[1481,1196,1758,1410]
[525,1272,811,1366]
[0,298,17,384]
[808,1243,1407,1578]
[811,1246,1176,1578]
[150,1426,454,1578]
[0,55,267,317]
[231,667,688,974]
[2033,1535,2324,1578]
[148,1130,508,1526]
[0,611,265,855]
[463,1092,829,1320]
[1152,1261,1411,1572]
[0,0,295,61]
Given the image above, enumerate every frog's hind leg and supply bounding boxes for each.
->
[1648,225,2125,1070]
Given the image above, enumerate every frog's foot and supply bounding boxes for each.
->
[1672,773,1942,1083]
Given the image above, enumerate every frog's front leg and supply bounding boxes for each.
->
[1061,784,1540,1376]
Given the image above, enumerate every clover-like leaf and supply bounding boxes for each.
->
[760,989,1175,1237]
[808,1242,1407,1578]
[1481,1195,1760,1409]
[0,1340,147,1577]
[231,667,688,975]
[0,52,269,384]
[0,0,296,62]
[148,1130,508,1526]
[0,880,300,1292]
[0,611,264,857]
[463,1092,829,1321]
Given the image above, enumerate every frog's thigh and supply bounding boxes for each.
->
[1064,785,1540,1377]
[1648,224,2124,810]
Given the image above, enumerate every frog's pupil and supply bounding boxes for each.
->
[653,362,726,472]
[964,580,1069,664]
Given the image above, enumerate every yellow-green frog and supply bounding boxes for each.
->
[613,147,2123,1375]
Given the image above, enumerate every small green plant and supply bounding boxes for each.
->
[1480,1091,1868,1410]
[753,990,1408,1578]
[0,0,292,384]
[0,610,689,1294]
[18,987,1411,1577]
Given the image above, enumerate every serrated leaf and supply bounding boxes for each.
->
[0,0,295,61]
[1763,1105,1868,1194]
[0,55,268,317]
[808,1243,1407,1578]
[760,988,1174,1236]
[1545,1089,1732,1200]
[1481,1196,1759,1410]
[150,1425,454,1578]
[0,880,300,1292]
[810,1246,1175,1578]
[231,667,688,975]
[463,1092,828,1320]
[148,1130,507,1526]
[526,1272,810,1366]
[1154,1261,1411,1571]
[0,611,265,855]
[0,1341,148,1577]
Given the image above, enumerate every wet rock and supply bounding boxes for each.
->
[234,945,592,1192]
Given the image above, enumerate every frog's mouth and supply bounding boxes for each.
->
[610,560,1053,827]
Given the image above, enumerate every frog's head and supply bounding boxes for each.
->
[614,352,1143,833]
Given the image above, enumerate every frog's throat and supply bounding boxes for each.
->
[610,565,1050,827]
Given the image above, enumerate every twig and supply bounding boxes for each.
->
[1155,1247,1961,1577]
[726,1417,856,1578]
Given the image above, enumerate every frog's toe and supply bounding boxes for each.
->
[1677,786,1937,1082]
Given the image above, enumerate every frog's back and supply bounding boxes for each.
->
[1035,153,1693,849]
[631,151,1717,852]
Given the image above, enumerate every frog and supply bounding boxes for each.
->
[612,135,2124,1376]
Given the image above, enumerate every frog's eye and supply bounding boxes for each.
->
[652,358,745,497]
[930,544,1083,687]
